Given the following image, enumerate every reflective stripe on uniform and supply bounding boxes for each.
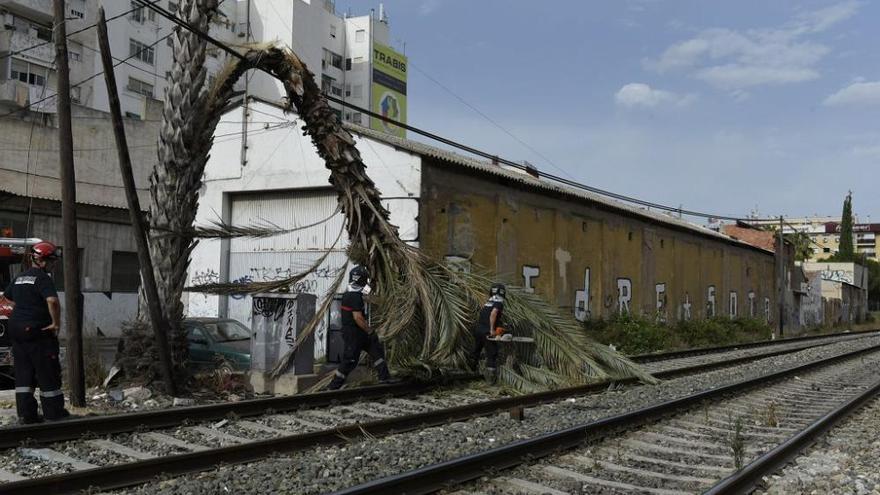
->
[373,358,385,367]
[15,387,34,394]
[334,370,346,378]
[39,389,63,398]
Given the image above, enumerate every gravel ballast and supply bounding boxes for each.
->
[758,396,880,495]
[105,335,880,495]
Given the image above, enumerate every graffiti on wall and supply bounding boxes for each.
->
[655,283,667,322]
[573,268,591,322]
[191,268,220,286]
[729,291,738,318]
[522,265,540,293]
[821,270,853,285]
[681,292,692,320]
[617,278,632,314]
[765,297,771,323]
[707,285,716,317]
[748,291,756,317]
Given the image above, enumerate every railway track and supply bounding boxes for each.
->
[0,330,875,493]
[335,341,880,494]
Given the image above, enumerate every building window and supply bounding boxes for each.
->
[130,1,156,23]
[823,247,831,253]
[36,26,52,41]
[125,111,141,119]
[345,58,352,71]
[111,251,141,293]
[70,86,81,103]
[331,83,342,97]
[330,24,336,38]
[129,39,155,65]
[322,49,343,70]
[127,77,154,97]
[352,112,362,124]
[321,74,334,94]
[355,29,365,42]
[165,71,172,80]
[12,61,47,87]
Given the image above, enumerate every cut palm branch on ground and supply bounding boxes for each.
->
[156,7,652,390]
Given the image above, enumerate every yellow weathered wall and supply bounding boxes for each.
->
[420,161,777,323]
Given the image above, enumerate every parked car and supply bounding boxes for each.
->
[182,318,252,371]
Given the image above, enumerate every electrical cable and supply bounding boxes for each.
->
[135,0,778,223]
[0,29,174,120]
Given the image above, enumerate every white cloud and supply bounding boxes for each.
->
[852,145,880,158]
[823,81,880,106]
[419,0,440,16]
[614,83,694,108]
[645,1,858,90]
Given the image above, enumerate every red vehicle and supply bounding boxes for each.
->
[0,236,43,384]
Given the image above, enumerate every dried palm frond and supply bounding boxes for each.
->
[185,227,343,295]
[155,204,342,239]
[155,19,654,391]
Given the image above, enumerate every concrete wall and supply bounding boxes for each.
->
[419,161,778,323]
[189,101,421,347]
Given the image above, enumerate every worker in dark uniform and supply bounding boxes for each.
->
[3,241,70,423]
[327,265,393,390]
[470,283,505,384]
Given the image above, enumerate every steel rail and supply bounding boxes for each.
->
[0,380,444,449]
[705,376,880,494]
[328,343,880,495]
[0,336,831,448]
[2,343,879,494]
[1,332,841,449]
[629,328,880,363]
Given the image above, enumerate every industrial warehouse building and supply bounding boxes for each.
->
[188,98,782,357]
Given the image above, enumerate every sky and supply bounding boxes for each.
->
[334,0,879,224]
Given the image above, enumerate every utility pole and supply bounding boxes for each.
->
[777,215,785,338]
[53,0,85,406]
[97,9,177,396]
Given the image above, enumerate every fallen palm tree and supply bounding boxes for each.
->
[150,0,654,391]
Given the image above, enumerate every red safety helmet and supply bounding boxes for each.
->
[31,241,61,261]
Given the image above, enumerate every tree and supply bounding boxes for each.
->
[838,192,855,261]
[785,231,814,262]
[141,0,654,390]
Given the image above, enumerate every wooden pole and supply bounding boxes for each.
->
[53,0,84,406]
[96,8,177,396]
[777,216,785,338]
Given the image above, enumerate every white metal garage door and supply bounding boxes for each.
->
[227,189,348,358]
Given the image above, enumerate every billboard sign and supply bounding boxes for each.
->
[371,43,407,138]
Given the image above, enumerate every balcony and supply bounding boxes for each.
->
[0,29,55,65]
[0,79,29,107]
[0,79,55,112]
[0,0,53,23]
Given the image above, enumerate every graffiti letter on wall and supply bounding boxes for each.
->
[729,291,738,318]
[765,297,771,324]
[574,268,591,322]
[682,292,692,321]
[748,291,756,317]
[617,278,632,314]
[522,265,540,293]
[707,285,716,317]
[655,283,667,322]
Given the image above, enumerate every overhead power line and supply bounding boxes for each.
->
[135,0,775,223]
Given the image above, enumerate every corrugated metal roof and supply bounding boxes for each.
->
[344,123,769,253]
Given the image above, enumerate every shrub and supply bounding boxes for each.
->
[586,313,773,354]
